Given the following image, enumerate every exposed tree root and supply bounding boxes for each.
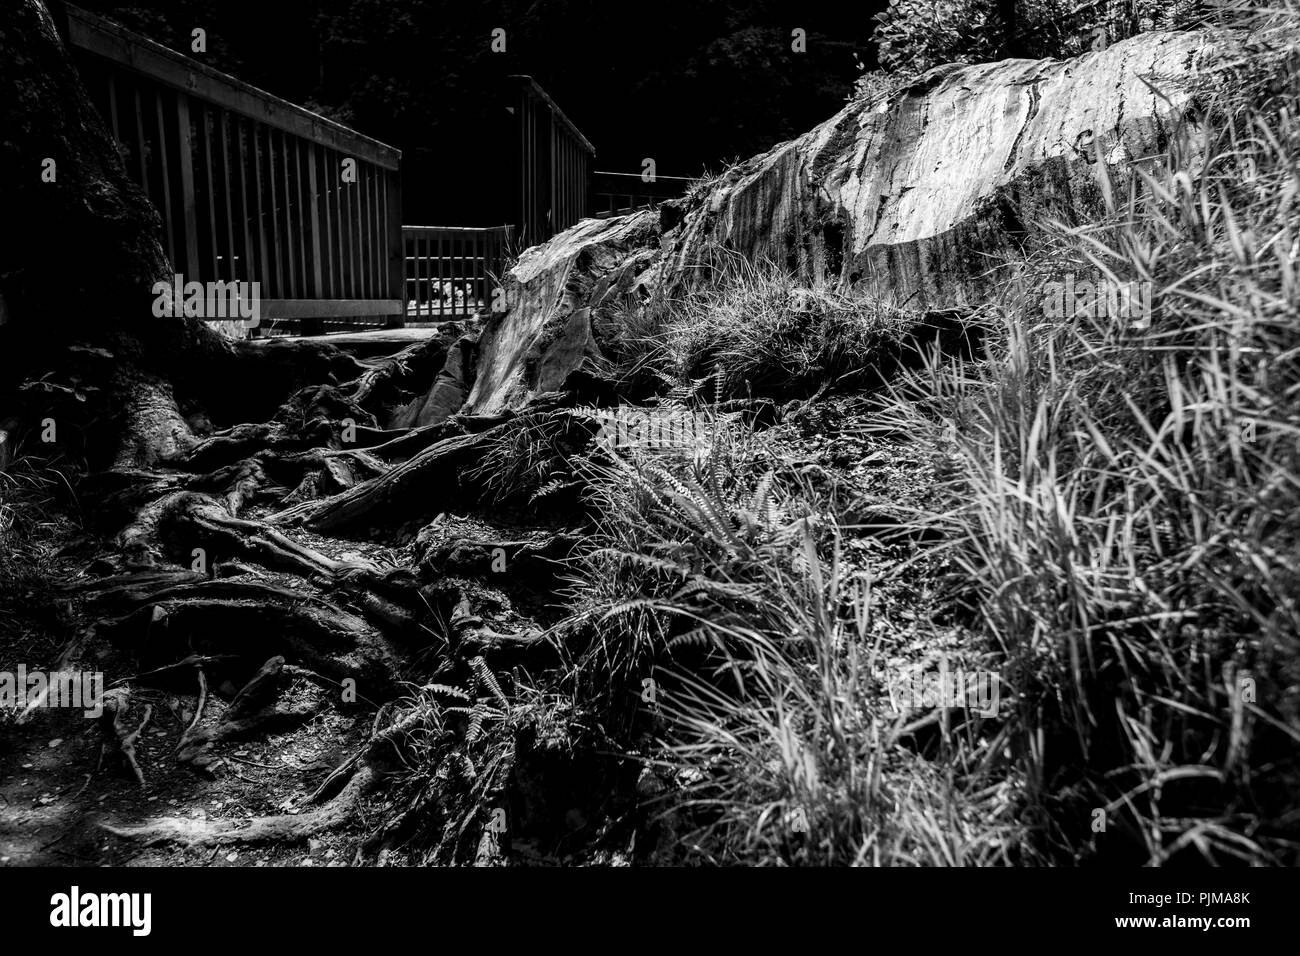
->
[114,652,240,687]
[186,664,207,734]
[59,570,205,599]
[101,764,381,848]
[94,579,402,695]
[449,590,547,658]
[3,1,584,867]
[36,312,567,861]
[99,688,152,785]
[269,426,501,533]
[348,419,466,460]
[94,492,445,650]
[101,700,421,847]
[345,326,461,408]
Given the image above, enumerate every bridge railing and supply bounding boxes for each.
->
[510,76,595,249]
[66,4,403,331]
[591,170,694,219]
[403,225,512,319]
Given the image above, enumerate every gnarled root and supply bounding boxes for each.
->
[99,688,152,785]
[100,763,381,848]
[175,655,320,770]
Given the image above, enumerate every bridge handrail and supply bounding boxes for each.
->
[67,5,400,170]
[509,75,596,157]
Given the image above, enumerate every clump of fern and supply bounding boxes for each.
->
[384,660,536,862]
[464,409,592,505]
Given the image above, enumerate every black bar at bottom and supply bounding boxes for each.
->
[0,867,1285,944]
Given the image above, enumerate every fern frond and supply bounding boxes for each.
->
[423,683,471,701]
[667,627,713,650]
[470,656,508,706]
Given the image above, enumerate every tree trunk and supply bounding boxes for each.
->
[0,2,234,378]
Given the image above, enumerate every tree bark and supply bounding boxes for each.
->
[0,2,232,375]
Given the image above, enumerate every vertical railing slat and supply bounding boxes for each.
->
[441,230,449,316]
[438,229,447,318]
[106,71,121,142]
[298,137,312,298]
[445,232,454,315]
[368,170,378,302]
[280,130,297,298]
[200,103,220,282]
[406,231,414,316]
[421,231,429,317]
[429,230,435,317]
[294,140,318,331]
[175,94,199,279]
[372,165,383,310]
[375,173,385,310]
[339,158,352,299]
[154,90,175,268]
[218,110,236,281]
[412,232,420,316]
[427,232,435,316]
[267,127,284,298]
[350,169,363,301]
[454,232,463,315]
[353,167,365,301]
[289,138,301,297]
[472,232,480,309]
[319,147,333,299]
[367,169,377,302]
[331,151,344,299]
[252,123,270,295]
[365,169,377,302]
[236,118,254,287]
[132,82,148,191]
[307,143,323,299]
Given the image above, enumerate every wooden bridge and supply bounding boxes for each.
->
[60,4,690,335]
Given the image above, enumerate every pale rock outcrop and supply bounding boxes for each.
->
[462,29,1216,416]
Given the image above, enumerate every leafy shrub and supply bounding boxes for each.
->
[869,0,1208,81]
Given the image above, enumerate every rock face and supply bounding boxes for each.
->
[462,29,1217,417]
